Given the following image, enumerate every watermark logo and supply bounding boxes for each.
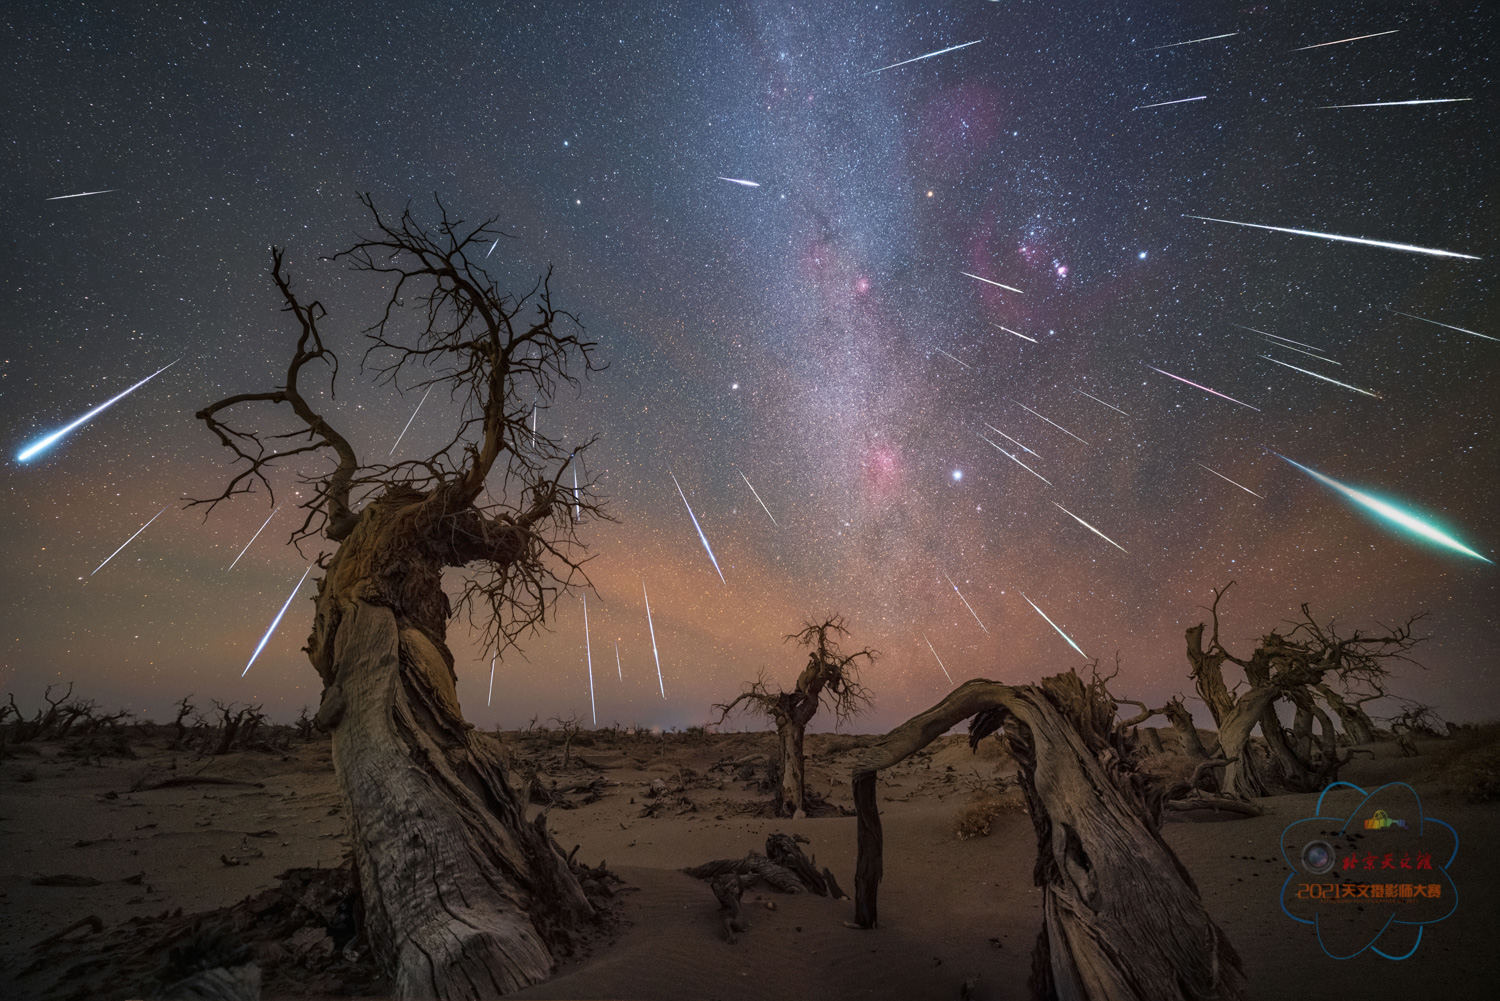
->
[1279,782,1457,960]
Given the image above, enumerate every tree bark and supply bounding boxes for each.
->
[1185,624,1235,727]
[1317,685,1376,744]
[1215,685,1282,800]
[1160,699,1209,762]
[308,497,592,999]
[777,720,807,818]
[852,678,1245,1001]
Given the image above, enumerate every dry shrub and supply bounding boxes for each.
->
[955,790,1009,839]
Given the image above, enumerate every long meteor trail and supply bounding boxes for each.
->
[1387,309,1496,343]
[717,176,761,187]
[488,655,496,706]
[670,472,725,583]
[1019,593,1088,659]
[643,580,665,697]
[389,385,434,455]
[1145,32,1238,51]
[17,359,179,462]
[92,505,169,576]
[962,271,1024,294]
[1259,355,1381,398]
[739,470,779,527]
[1014,401,1089,444]
[991,323,1037,343]
[1232,324,1327,353]
[1145,364,1261,411]
[1052,502,1128,553]
[1291,30,1399,51]
[1320,98,1471,109]
[1184,215,1480,260]
[1134,95,1206,110]
[978,433,1051,486]
[867,38,982,74]
[1075,390,1128,416]
[1194,461,1265,499]
[615,641,622,680]
[243,564,314,676]
[922,633,953,684]
[1275,453,1491,563]
[943,572,989,634]
[934,347,971,369]
[1265,341,1342,366]
[583,593,596,725]
[227,504,282,572]
[984,423,1041,458]
[46,189,117,200]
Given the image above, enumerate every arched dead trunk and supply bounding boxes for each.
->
[1160,697,1209,762]
[1317,684,1377,744]
[852,677,1245,1001]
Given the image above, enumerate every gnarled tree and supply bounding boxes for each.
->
[1187,583,1424,799]
[192,195,604,998]
[852,670,1246,1001]
[712,615,874,817]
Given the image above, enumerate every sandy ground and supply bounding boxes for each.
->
[1,728,1496,1000]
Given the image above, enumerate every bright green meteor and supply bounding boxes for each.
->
[1277,453,1491,563]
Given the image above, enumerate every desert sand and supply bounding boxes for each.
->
[2,721,1496,1000]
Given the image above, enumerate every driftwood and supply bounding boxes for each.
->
[131,775,266,793]
[683,854,804,893]
[710,874,750,944]
[852,675,1245,1001]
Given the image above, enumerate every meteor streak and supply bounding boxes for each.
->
[1020,593,1088,659]
[1052,501,1128,553]
[1145,32,1239,51]
[961,271,1024,294]
[1275,453,1491,563]
[984,423,1040,458]
[1320,98,1472,109]
[1184,215,1480,260]
[486,239,499,258]
[643,580,665,697]
[716,176,761,187]
[1291,30,1399,50]
[243,564,314,676]
[1387,309,1496,343]
[227,504,282,572]
[922,633,953,684]
[671,472,725,583]
[46,189,117,200]
[1075,390,1128,416]
[615,641,622,680]
[17,359,179,462]
[389,385,433,455]
[1145,364,1261,411]
[978,433,1051,485]
[1014,401,1089,444]
[1232,323,1326,352]
[1259,355,1381,398]
[583,594,596,725]
[867,38,983,74]
[573,467,581,521]
[934,347,971,370]
[1194,461,1265,499]
[1134,95,1206,109]
[92,505,169,576]
[1266,341,1342,366]
[488,655,496,706]
[990,323,1037,343]
[739,470,779,527]
[943,572,989,634]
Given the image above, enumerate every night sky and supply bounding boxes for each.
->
[2,3,1495,733]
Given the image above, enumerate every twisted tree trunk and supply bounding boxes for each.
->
[776,719,808,817]
[309,493,592,998]
[1317,684,1376,744]
[852,677,1245,1001]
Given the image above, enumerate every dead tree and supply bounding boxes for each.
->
[1188,583,1424,799]
[852,673,1245,1001]
[191,195,604,998]
[712,615,874,817]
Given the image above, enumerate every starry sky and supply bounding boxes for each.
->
[1,2,1495,733]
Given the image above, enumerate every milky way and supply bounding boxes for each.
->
[1,3,1494,730]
